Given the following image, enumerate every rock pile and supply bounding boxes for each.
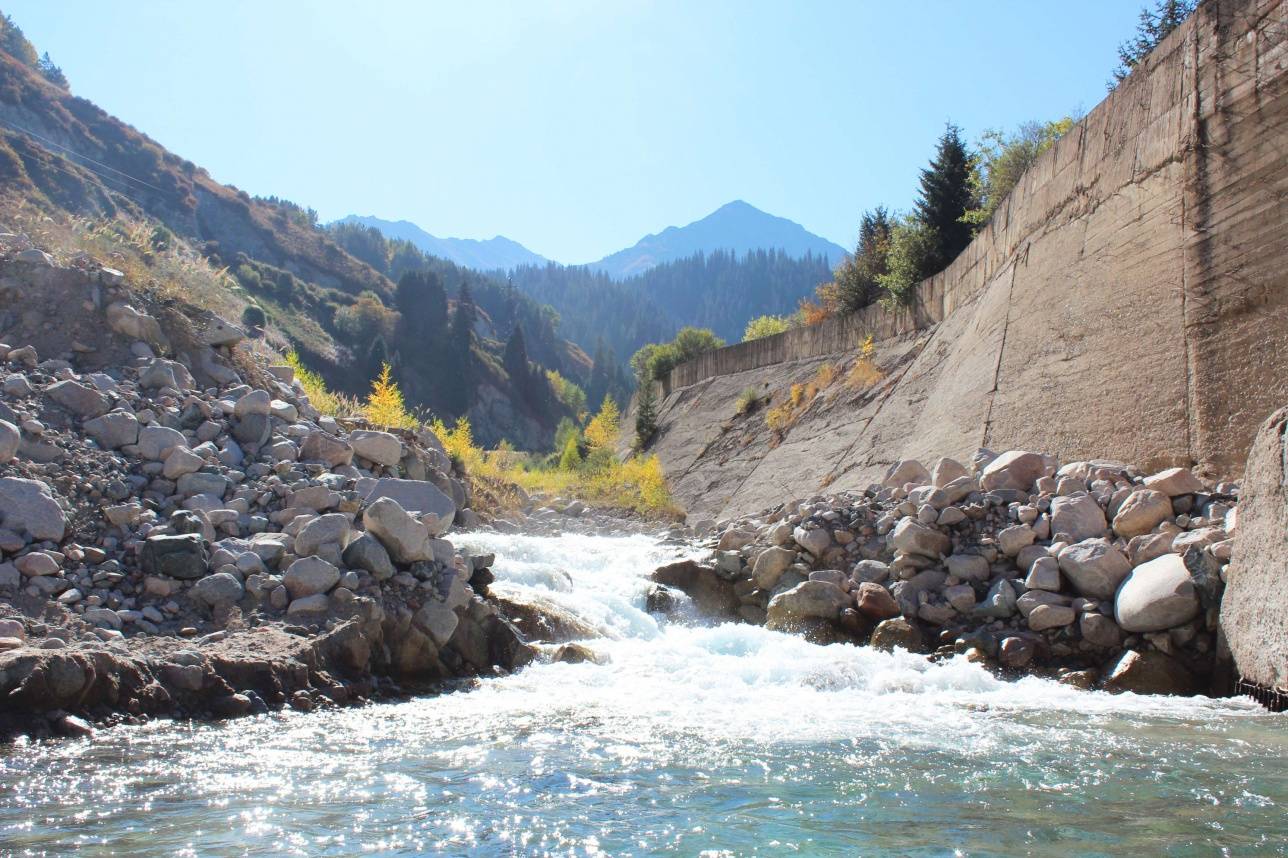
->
[656,451,1236,695]
[0,251,532,739]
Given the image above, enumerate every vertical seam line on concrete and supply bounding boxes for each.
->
[1179,15,1203,467]
[981,256,1021,449]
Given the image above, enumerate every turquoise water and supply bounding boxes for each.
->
[2,533,1285,856]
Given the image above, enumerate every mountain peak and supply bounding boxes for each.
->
[587,201,845,280]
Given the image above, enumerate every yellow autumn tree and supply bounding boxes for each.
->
[584,396,620,450]
[365,362,417,430]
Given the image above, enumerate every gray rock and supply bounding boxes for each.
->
[717,528,756,551]
[232,413,271,447]
[294,513,353,558]
[0,419,17,462]
[342,533,395,581]
[945,553,990,582]
[1114,553,1201,633]
[980,450,1045,492]
[1112,489,1173,538]
[850,559,891,584]
[45,380,109,418]
[889,518,950,558]
[191,572,245,609]
[141,533,208,580]
[288,485,341,511]
[177,472,229,498]
[284,556,341,598]
[752,546,795,589]
[793,525,832,557]
[1027,603,1076,631]
[83,412,139,449]
[1024,556,1062,591]
[1049,492,1107,541]
[975,578,1017,618]
[1103,649,1197,695]
[1057,538,1132,598]
[1080,612,1122,648]
[0,477,66,541]
[363,478,455,523]
[362,497,430,564]
[930,457,970,487]
[351,429,403,466]
[1143,467,1205,497]
[766,580,850,630]
[414,602,459,647]
[300,431,354,467]
[997,524,1036,556]
[883,459,930,488]
[287,593,330,615]
[233,389,271,418]
[138,425,188,460]
[162,446,204,479]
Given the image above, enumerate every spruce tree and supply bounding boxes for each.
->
[635,379,658,449]
[914,124,975,276]
[503,324,530,387]
[395,269,448,343]
[1112,0,1196,85]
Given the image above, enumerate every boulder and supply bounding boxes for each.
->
[870,617,925,652]
[980,450,1045,492]
[0,419,18,462]
[1112,489,1173,538]
[930,457,969,488]
[363,478,456,524]
[889,518,950,558]
[413,603,459,647]
[83,412,139,450]
[137,425,188,460]
[233,389,271,419]
[1102,649,1197,695]
[351,430,403,466]
[851,559,891,584]
[766,580,850,630]
[999,636,1036,668]
[191,572,245,609]
[1080,612,1122,648]
[883,459,930,488]
[162,446,205,480]
[997,524,1036,556]
[342,533,395,581]
[362,497,430,564]
[652,560,740,619]
[140,533,207,580]
[717,528,756,551]
[287,594,330,616]
[945,553,989,582]
[1027,603,1076,631]
[45,380,109,418]
[294,513,353,558]
[975,578,1017,618]
[1024,556,1062,591]
[793,525,832,558]
[1049,492,1107,541]
[0,477,66,541]
[752,546,795,589]
[300,431,354,468]
[1114,554,1200,633]
[284,556,341,599]
[855,582,900,621]
[1057,538,1131,598]
[1143,467,1205,497]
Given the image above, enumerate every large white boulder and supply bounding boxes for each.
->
[1114,554,1201,633]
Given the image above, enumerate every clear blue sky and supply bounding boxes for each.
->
[7,1,1139,264]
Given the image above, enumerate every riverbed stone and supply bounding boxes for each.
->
[284,556,341,599]
[1143,467,1205,497]
[855,582,900,621]
[191,572,245,609]
[362,497,430,564]
[342,533,395,581]
[1057,538,1131,598]
[889,518,950,558]
[45,379,110,418]
[1114,554,1201,633]
[363,478,455,524]
[1112,489,1173,538]
[1102,649,1197,695]
[980,450,1045,492]
[1049,492,1107,541]
[138,425,188,460]
[752,546,795,589]
[0,477,66,541]
[766,580,850,630]
[883,459,929,488]
[141,533,208,579]
[870,617,924,652]
[350,430,403,466]
[0,419,18,462]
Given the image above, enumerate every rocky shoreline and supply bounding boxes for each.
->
[0,250,563,741]
[653,451,1236,696]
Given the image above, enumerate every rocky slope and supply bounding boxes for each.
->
[0,248,540,739]
[655,448,1236,696]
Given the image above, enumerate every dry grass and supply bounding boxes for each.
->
[766,362,838,435]
[845,334,884,391]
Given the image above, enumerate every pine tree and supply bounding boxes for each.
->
[913,124,975,277]
[502,323,530,385]
[634,379,658,449]
[395,269,448,343]
[443,282,477,415]
[37,52,67,89]
[1112,0,1196,85]
[365,335,389,385]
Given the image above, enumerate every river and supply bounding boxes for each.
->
[2,532,1285,856]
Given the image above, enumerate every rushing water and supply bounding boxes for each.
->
[2,532,1286,857]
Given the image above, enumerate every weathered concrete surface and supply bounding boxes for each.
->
[1221,407,1288,693]
[652,0,1288,522]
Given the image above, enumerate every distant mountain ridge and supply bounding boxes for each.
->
[586,200,847,279]
[335,215,548,271]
